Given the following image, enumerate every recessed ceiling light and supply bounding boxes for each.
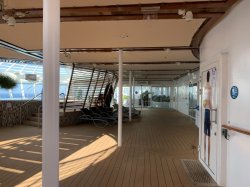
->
[120,34,128,39]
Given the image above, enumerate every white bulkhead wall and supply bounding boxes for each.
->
[200,1,250,187]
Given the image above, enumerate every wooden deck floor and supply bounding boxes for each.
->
[0,109,210,187]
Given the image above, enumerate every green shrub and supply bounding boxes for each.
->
[0,74,17,89]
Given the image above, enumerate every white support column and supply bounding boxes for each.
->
[129,71,132,122]
[42,0,60,187]
[118,50,123,147]
[132,76,135,108]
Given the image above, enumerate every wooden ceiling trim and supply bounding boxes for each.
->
[0,1,231,23]
[0,13,222,23]
[125,78,173,81]
[65,61,199,65]
[58,46,198,53]
[130,69,196,72]
[124,73,182,76]
[190,0,239,58]
[1,1,231,14]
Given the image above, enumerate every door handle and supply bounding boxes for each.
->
[210,108,217,124]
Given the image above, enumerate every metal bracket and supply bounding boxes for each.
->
[222,128,230,140]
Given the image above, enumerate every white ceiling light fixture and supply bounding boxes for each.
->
[178,9,193,22]
[184,11,193,22]
[1,11,26,26]
[2,14,16,26]
[178,9,186,17]
[6,16,16,26]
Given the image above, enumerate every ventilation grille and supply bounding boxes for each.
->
[181,159,218,186]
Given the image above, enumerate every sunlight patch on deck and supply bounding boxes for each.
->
[0,166,25,174]
[9,157,42,164]
[0,136,41,147]
[16,134,117,187]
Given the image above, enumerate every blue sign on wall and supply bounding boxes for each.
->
[230,86,239,99]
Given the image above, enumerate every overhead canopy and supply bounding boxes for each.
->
[0,0,239,82]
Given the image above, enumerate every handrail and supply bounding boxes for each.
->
[222,124,250,136]
[59,92,67,114]
[19,92,66,127]
[19,92,43,125]
[20,92,43,107]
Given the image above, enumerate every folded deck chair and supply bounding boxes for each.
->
[80,108,116,127]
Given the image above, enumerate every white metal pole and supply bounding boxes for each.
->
[118,50,123,147]
[141,85,143,111]
[132,76,135,108]
[42,0,60,186]
[129,71,132,122]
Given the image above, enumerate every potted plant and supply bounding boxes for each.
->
[0,74,16,89]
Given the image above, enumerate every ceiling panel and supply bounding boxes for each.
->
[61,20,204,49]
[0,19,204,50]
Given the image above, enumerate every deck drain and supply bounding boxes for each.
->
[181,159,218,186]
